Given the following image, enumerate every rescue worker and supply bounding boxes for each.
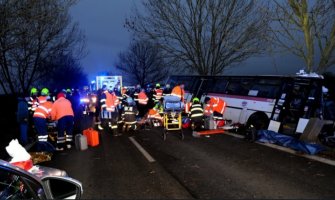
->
[133,84,141,100]
[51,92,74,151]
[204,96,226,120]
[33,88,53,151]
[189,97,204,131]
[147,99,164,127]
[171,83,185,102]
[152,83,163,104]
[27,87,39,115]
[121,97,138,132]
[135,88,149,118]
[100,86,120,136]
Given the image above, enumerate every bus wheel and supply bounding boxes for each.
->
[245,112,269,142]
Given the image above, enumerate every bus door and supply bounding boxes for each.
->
[279,78,319,135]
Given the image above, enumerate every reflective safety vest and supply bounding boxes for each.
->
[105,92,119,112]
[153,88,163,101]
[33,101,53,119]
[210,97,226,114]
[38,96,48,104]
[28,97,39,113]
[190,103,204,118]
[171,86,185,102]
[137,91,148,105]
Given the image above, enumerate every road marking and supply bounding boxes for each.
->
[129,137,156,163]
[224,132,335,167]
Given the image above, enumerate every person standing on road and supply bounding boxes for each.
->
[100,86,120,136]
[171,83,185,102]
[51,92,74,151]
[17,94,29,146]
[33,88,53,151]
[135,89,149,118]
[152,83,163,104]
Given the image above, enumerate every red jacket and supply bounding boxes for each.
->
[51,97,74,120]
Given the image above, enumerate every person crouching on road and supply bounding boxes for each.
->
[51,92,74,151]
[33,88,53,151]
[189,97,204,131]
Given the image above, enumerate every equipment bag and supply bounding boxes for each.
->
[83,128,99,147]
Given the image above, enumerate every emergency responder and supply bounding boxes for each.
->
[100,86,120,136]
[33,88,53,151]
[121,97,138,132]
[133,84,141,100]
[204,96,226,120]
[189,97,204,131]
[163,83,172,96]
[135,88,149,118]
[51,92,74,151]
[153,83,163,104]
[147,99,164,127]
[171,83,185,102]
[27,87,39,115]
[69,88,82,135]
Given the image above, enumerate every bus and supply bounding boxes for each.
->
[166,74,329,138]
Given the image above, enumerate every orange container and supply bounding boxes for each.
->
[83,128,99,147]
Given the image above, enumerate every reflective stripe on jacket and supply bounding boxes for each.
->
[33,101,53,119]
[51,97,74,120]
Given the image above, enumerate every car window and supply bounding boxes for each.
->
[0,168,40,199]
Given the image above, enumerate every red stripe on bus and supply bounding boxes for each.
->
[207,93,274,102]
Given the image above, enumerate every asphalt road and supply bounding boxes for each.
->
[41,125,335,199]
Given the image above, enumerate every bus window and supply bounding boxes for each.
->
[206,78,227,94]
[226,78,254,96]
[250,82,281,99]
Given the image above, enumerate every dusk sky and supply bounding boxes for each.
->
[70,0,332,83]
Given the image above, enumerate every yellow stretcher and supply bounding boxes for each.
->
[162,101,184,141]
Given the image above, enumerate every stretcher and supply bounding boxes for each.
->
[162,100,184,141]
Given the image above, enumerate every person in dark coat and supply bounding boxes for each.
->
[17,94,29,145]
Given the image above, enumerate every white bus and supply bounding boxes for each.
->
[166,75,327,138]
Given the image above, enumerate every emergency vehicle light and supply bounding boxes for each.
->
[80,98,89,103]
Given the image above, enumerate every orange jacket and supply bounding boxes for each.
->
[184,102,192,114]
[171,85,185,102]
[33,101,53,119]
[38,96,48,104]
[105,92,119,112]
[51,97,74,120]
[208,97,226,114]
[147,109,162,120]
[137,91,148,105]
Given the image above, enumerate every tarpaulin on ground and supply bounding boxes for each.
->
[257,130,326,155]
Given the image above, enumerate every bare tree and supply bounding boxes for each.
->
[0,0,85,95]
[271,0,335,73]
[125,0,270,75]
[42,53,88,91]
[116,40,168,87]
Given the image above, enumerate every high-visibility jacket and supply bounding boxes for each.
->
[147,109,162,120]
[190,103,204,119]
[171,85,185,102]
[37,96,48,104]
[28,97,39,113]
[137,91,148,105]
[101,91,119,112]
[51,97,74,120]
[204,97,226,116]
[33,101,53,119]
[153,88,163,101]
[210,97,226,114]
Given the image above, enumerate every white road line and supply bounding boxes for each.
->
[224,132,335,167]
[129,136,156,163]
